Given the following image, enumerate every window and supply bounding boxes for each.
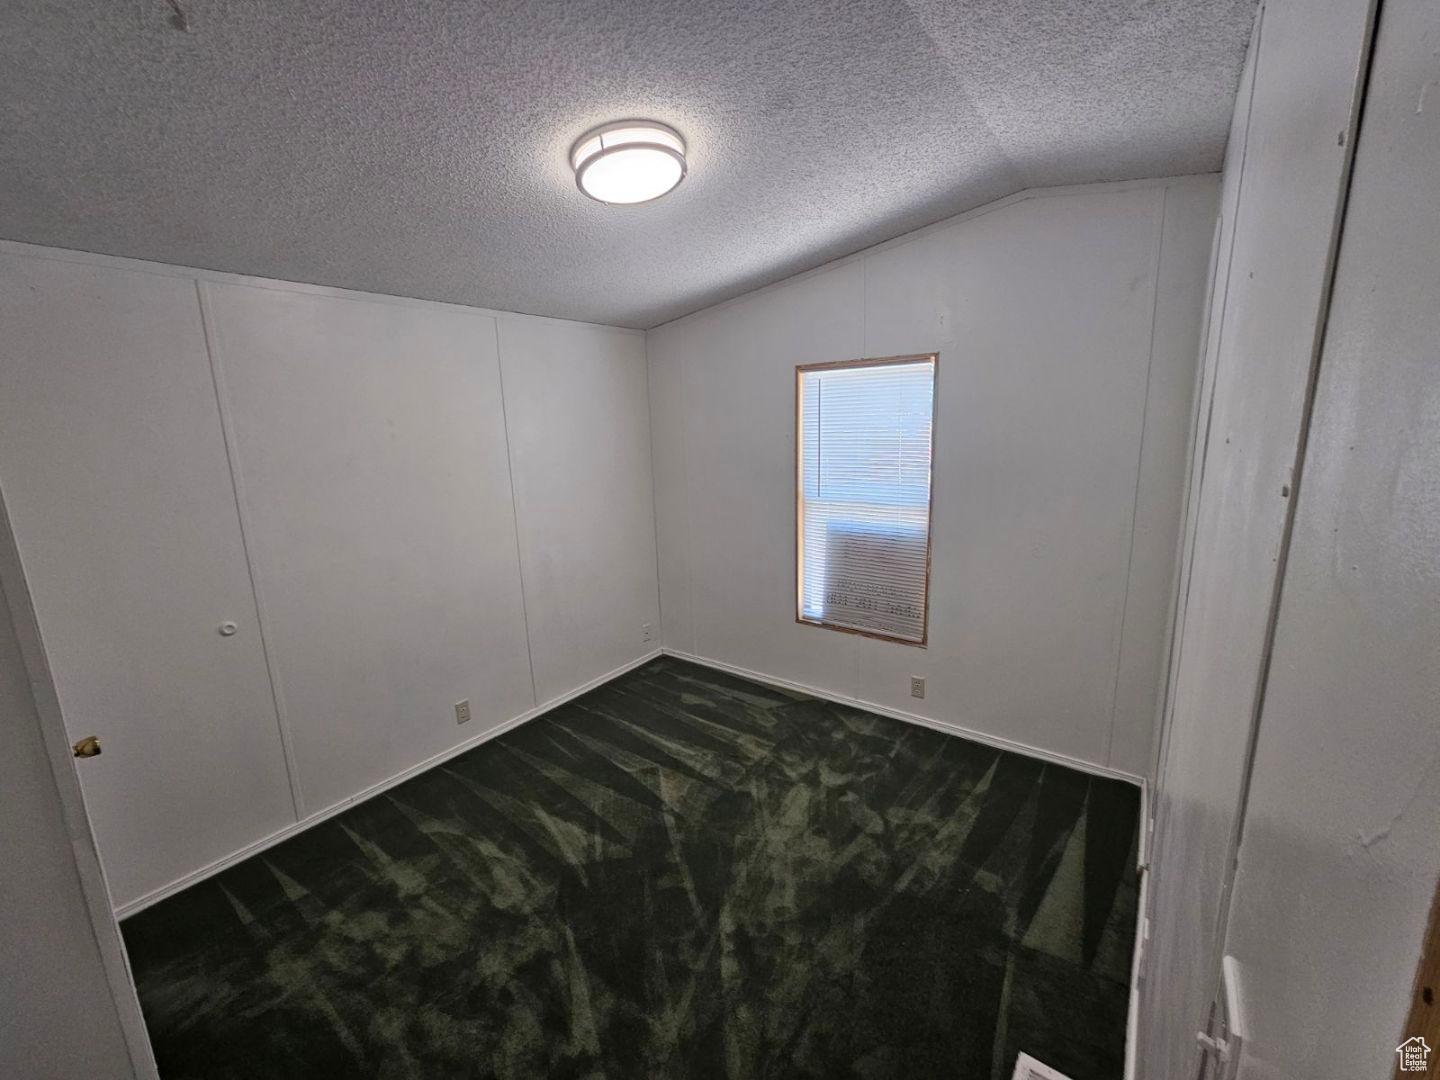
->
[796,354,936,645]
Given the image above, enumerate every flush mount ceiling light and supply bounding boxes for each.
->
[571,121,687,205]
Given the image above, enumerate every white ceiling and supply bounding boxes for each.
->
[0,0,1255,328]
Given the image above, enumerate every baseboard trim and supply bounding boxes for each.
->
[659,648,1146,788]
[113,648,663,920]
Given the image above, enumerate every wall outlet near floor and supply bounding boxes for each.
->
[642,622,656,644]
[910,676,925,699]
[454,699,471,725]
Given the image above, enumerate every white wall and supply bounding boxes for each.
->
[1137,0,1379,1074]
[649,176,1218,777]
[204,283,536,815]
[497,318,660,705]
[0,245,659,911]
[1220,0,1440,1073]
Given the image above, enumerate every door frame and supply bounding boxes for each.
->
[1139,0,1382,1073]
[0,482,159,1078]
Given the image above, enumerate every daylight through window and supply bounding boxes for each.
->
[796,354,936,645]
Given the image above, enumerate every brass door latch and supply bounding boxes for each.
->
[72,735,102,758]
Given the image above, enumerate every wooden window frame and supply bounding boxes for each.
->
[794,352,938,648]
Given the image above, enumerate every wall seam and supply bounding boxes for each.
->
[1103,185,1171,769]
[492,318,540,708]
[1146,210,1223,793]
[195,280,306,820]
[669,337,698,657]
[642,333,666,643]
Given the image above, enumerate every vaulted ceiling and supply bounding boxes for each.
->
[0,0,1255,327]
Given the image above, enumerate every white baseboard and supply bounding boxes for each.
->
[659,648,1146,788]
[114,648,662,919]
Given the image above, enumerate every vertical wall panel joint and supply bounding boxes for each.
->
[643,334,667,641]
[193,280,306,821]
[493,318,540,708]
[1104,185,1170,769]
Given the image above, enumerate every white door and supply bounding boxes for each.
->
[0,253,297,910]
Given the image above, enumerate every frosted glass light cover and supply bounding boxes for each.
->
[572,121,687,205]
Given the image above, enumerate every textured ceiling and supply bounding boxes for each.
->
[0,0,1255,328]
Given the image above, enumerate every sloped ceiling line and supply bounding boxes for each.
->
[0,0,1256,327]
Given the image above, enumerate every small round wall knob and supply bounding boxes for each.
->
[219,621,238,636]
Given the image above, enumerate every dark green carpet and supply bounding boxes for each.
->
[122,656,1139,1079]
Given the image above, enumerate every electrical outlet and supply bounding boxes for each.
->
[642,622,656,644]
[910,676,925,699]
[454,699,471,725]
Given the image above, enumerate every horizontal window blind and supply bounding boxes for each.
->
[797,355,936,644]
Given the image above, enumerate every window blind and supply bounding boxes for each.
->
[797,355,936,644]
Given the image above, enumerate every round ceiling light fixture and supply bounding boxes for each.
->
[571,121,687,205]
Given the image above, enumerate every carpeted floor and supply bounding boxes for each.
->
[122,656,1139,1079]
